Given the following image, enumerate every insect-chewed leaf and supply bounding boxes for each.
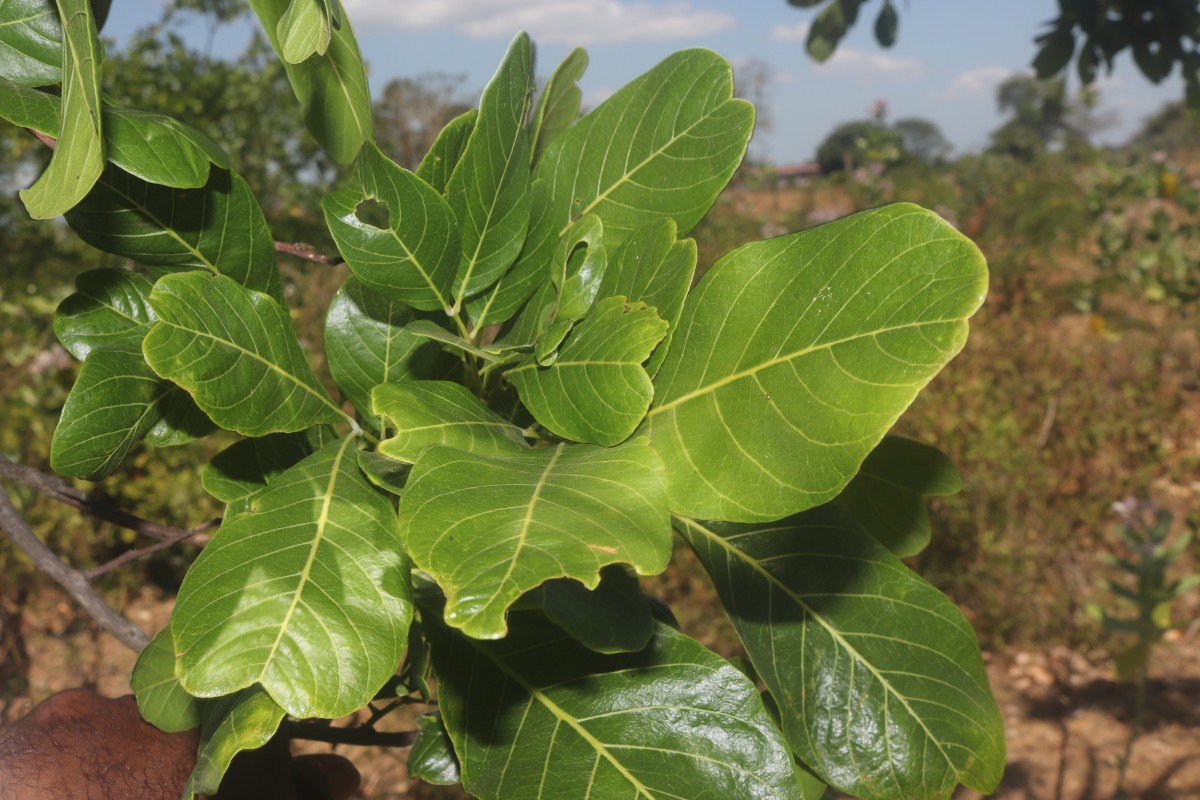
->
[399,439,671,639]
[676,507,1005,800]
[536,564,653,654]
[530,47,587,165]
[428,613,805,800]
[507,296,666,445]
[248,0,372,164]
[172,437,413,718]
[66,165,282,300]
[833,434,962,556]
[19,0,103,220]
[54,268,155,360]
[143,272,345,437]
[417,108,477,194]
[131,627,201,734]
[647,203,987,522]
[0,0,62,86]
[323,143,460,312]
[446,32,533,304]
[183,688,286,800]
[373,380,527,463]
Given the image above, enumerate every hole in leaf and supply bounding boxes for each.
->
[355,198,391,229]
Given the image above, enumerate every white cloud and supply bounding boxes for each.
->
[813,47,926,81]
[343,0,736,45]
[768,21,810,43]
[945,65,1014,100]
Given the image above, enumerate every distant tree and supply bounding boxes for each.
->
[893,117,950,165]
[373,74,471,170]
[1130,101,1200,154]
[815,119,901,174]
[733,58,774,161]
[987,75,1084,160]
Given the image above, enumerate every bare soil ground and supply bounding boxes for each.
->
[2,587,1198,799]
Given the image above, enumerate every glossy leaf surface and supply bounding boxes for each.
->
[399,440,671,639]
[408,714,461,786]
[373,380,527,463]
[143,272,344,437]
[131,627,202,734]
[173,437,413,718]
[54,267,154,360]
[677,508,1005,800]
[0,0,61,85]
[20,0,103,219]
[507,296,666,445]
[323,143,460,311]
[429,614,804,800]
[184,688,286,800]
[647,203,987,522]
[833,435,962,557]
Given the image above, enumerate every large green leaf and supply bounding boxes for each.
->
[183,688,286,800]
[65,165,282,300]
[373,380,527,463]
[19,0,102,219]
[530,47,587,165]
[507,296,666,445]
[172,437,413,718]
[131,627,202,734]
[428,613,805,800]
[325,277,450,425]
[676,507,1005,800]
[446,32,532,305]
[416,108,476,194]
[248,0,372,164]
[833,434,962,557]
[646,203,987,522]
[0,0,61,86]
[535,564,653,654]
[323,143,460,312]
[143,272,345,437]
[201,430,323,503]
[399,439,671,639]
[54,267,154,360]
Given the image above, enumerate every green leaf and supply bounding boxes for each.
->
[874,0,898,48]
[66,165,282,300]
[1033,27,1075,79]
[677,508,1005,800]
[428,613,804,800]
[508,296,667,445]
[597,218,696,376]
[408,714,461,786]
[323,143,460,312]
[357,447,409,495]
[416,108,476,194]
[201,431,321,502]
[834,435,962,557]
[646,203,987,522]
[325,276,451,425]
[446,32,533,305]
[277,0,331,64]
[248,0,373,164]
[0,0,61,86]
[50,339,173,479]
[143,272,345,437]
[807,0,858,62]
[54,267,154,360]
[530,47,587,166]
[373,380,527,463]
[20,0,103,219]
[142,389,216,447]
[131,627,202,734]
[466,177,549,327]
[172,437,413,718]
[183,688,286,800]
[399,439,671,639]
[536,564,653,654]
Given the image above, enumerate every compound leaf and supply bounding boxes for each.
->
[173,437,413,718]
[399,439,671,639]
[0,0,61,85]
[54,267,154,360]
[373,380,527,463]
[647,203,987,522]
[677,508,1005,800]
[131,627,201,734]
[143,272,345,437]
[183,688,286,800]
[428,613,804,800]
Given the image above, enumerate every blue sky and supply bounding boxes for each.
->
[108,1,1184,165]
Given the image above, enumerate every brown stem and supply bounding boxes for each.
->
[283,720,417,748]
[83,521,217,579]
[0,482,149,652]
[274,240,344,266]
[0,456,216,543]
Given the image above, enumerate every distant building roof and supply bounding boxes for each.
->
[775,162,821,178]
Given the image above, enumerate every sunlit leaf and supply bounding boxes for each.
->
[530,47,586,165]
[416,108,476,194]
[428,613,804,800]
[647,203,987,522]
[173,437,413,718]
[677,507,1005,800]
[408,714,461,786]
[183,688,286,800]
[0,0,61,86]
[143,272,345,437]
[54,267,154,360]
[399,439,671,639]
[373,380,527,463]
[277,0,331,64]
[131,627,202,734]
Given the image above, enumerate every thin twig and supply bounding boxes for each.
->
[283,720,417,748]
[1035,395,1058,450]
[274,240,344,266]
[0,455,216,542]
[0,482,149,652]
[83,521,217,579]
